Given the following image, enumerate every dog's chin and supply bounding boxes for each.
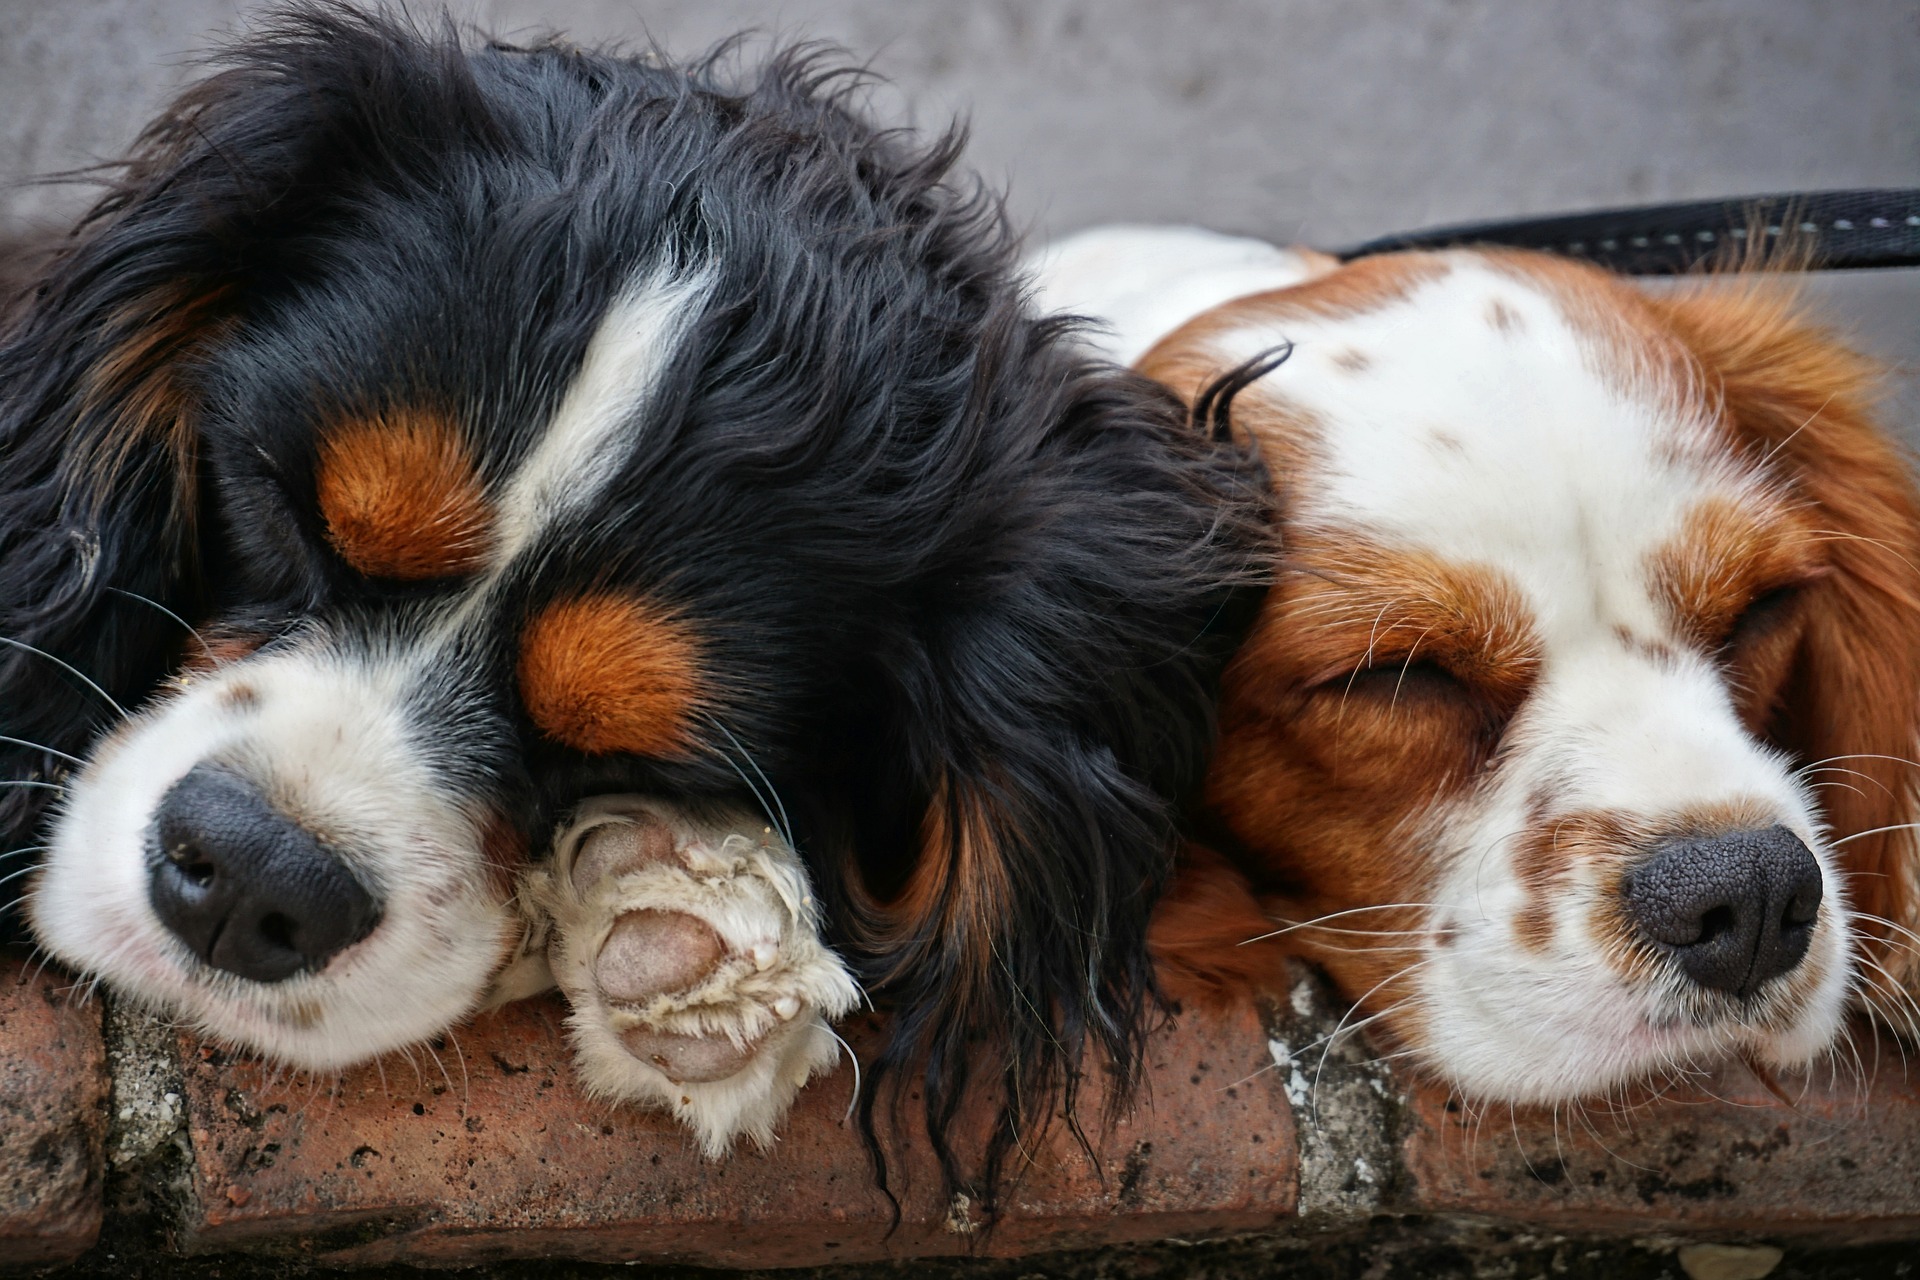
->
[1410,929,1854,1107]
[29,866,519,1070]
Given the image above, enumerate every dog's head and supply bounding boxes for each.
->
[1145,249,1920,1100]
[2,10,1265,1118]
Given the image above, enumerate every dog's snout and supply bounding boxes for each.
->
[147,765,382,982]
[1621,825,1822,999]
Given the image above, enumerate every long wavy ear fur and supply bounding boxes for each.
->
[1651,281,1920,1001]
[0,202,231,938]
[0,3,477,938]
[841,314,1270,1205]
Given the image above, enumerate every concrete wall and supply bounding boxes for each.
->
[2,0,1915,427]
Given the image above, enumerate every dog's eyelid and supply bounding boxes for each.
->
[1724,569,1827,642]
[1305,653,1469,694]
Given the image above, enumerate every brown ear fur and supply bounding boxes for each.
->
[1651,282,1920,993]
[1148,842,1287,1009]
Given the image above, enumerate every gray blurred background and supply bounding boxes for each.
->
[2,0,1916,432]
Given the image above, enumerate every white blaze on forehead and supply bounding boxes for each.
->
[29,259,726,1075]
[490,261,717,567]
[1211,257,1772,641]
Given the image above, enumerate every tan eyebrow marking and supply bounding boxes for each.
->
[316,408,493,581]
[518,593,705,757]
[1645,496,1825,651]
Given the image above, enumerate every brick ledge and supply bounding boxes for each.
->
[5,953,1920,1272]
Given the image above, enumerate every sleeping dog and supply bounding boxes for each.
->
[1033,226,1920,1105]
[0,11,1266,1179]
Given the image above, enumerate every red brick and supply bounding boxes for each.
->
[0,954,106,1268]
[174,994,1295,1267]
[1399,1023,1920,1241]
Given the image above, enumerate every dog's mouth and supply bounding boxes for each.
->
[1406,889,1854,1106]
[25,655,529,1071]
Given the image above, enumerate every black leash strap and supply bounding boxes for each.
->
[1340,188,1920,275]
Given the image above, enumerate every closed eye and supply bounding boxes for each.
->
[1720,582,1807,658]
[1315,657,1469,703]
[1309,654,1525,751]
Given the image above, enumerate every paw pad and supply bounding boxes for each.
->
[593,909,724,1003]
[519,795,861,1153]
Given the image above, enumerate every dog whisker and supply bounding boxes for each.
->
[1242,903,1441,945]
[701,713,795,853]
[0,636,125,717]
[0,736,85,767]
[108,587,220,668]
[1830,822,1920,849]
[0,863,46,891]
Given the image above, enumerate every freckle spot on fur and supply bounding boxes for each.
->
[519,594,704,757]
[1487,298,1522,333]
[316,408,493,580]
[1428,430,1465,456]
[1331,348,1372,373]
[220,683,258,711]
[1611,624,1678,665]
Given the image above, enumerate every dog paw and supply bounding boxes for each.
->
[520,796,860,1153]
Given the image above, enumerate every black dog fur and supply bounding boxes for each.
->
[0,4,1266,1196]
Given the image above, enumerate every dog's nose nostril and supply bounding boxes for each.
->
[146,764,382,983]
[165,837,219,888]
[1621,824,1823,999]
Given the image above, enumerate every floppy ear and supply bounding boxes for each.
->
[0,191,236,935]
[0,7,489,935]
[841,329,1268,1196]
[1653,283,1920,995]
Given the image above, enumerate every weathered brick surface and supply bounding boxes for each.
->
[0,953,106,1269]
[1398,1026,1920,1242]
[172,995,1295,1267]
[24,960,1920,1271]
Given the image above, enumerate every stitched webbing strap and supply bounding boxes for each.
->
[1340,189,1920,275]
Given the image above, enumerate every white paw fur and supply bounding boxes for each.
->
[519,796,861,1153]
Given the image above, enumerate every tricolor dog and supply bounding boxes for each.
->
[0,13,1266,1178]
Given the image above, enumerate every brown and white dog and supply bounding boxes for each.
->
[1032,226,1920,1104]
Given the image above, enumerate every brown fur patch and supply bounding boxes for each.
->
[835,770,1017,1006]
[1149,843,1288,1008]
[178,627,268,675]
[1331,348,1372,373]
[518,594,705,758]
[1186,531,1540,1010]
[1649,282,1920,993]
[316,409,492,580]
[218,683,259,711]
[1138,253,1449,404]
[1486,298,1522,333]
[884,772,1014,984]
[1509,806,1605,954]
[1647,497,1826,654]
[76,283,236,527]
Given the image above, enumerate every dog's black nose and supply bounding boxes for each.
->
[1621,825,1822,998]
[147,765,381,983]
